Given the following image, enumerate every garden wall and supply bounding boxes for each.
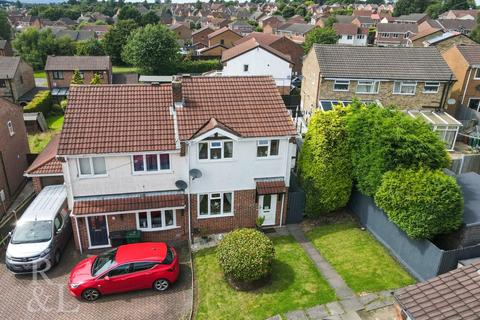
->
[348,190,480,281]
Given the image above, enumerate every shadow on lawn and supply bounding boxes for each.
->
[260,259,295,294]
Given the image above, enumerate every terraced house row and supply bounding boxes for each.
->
[35,76,297,253]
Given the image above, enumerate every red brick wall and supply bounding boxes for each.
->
[32,176,64,194]
[32,177,42,194]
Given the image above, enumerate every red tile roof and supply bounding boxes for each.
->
[58,85,177,155]
[221,38,292,63]
[333,23,369,36]
[25,134,63,176]
[207,26,242,39]
[256,179,287,195]
[234,32,282,46]
[73,193,186,215]
[177,76,297,140]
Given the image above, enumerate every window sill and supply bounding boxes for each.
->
[197,158,234,162]
[132,170,172,176]
[392,93,416,96]
[88,244,111,250]
[78,174,109,179]
[256,156,281,160]
[197,213,234,220]
[137,226,180,232]
[333,89,350,92]
[423,91,438,94]
[355,92,379,95]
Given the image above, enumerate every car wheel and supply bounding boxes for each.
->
[153,279,170,292]
[82,288,100,301]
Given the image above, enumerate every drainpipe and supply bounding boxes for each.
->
[186,141,192,248]
[73,213,82,254]
[461,67,473,105]
[279,193,285,227]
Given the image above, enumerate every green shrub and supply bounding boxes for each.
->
[298,107,353,215]
[176,59,222,74]
[216,228,274,282]
[375,168,463,239]
[346,104,450,196]
[23,90,53,117]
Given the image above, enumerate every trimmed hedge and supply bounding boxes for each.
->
[375,168,463,239]
[176,59,222,74]
[298,106,352,215]
[23,90,53,117]
[346,104,450,196]
[216,228,274,282]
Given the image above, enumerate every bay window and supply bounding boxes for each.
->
[199,192,233,217]
[393,81,417,95]
[356,80,380,94]
[198,140,233,160]
[136,209,176,231]
[257,139,279,157]
[78,157,107,176]
[132,153,170,173]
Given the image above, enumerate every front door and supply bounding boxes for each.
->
[259,194,277,226]
[87,215,110,248]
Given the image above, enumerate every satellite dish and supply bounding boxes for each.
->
[447,98,456,105]
[175,180,188,191]
[189,169,202,180]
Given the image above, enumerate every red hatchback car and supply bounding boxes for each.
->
[68,242,180,301]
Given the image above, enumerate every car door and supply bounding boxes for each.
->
[130,262,158,290]
[96,263,133,295]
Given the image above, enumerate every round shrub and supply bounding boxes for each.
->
[216,228,274,283]
[374,168,463,239]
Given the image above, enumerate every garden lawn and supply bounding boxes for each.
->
[28,115,64,153]
[46,114,64,131]
[194,235,336,320]
[306,221,415,293]
[34,71,46,78]
[112,66,138,74]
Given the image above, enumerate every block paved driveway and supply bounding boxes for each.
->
[0,240,192,320]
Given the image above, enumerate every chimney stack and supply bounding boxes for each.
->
[172,75,183,108]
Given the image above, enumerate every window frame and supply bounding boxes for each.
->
[474,68,480,80]
[52,71,64,80]
[423,82,440,94]
[77,157,107,177]
[243,64,249,72]
[198,192,234,218]
[356,34,365,39]
[256,139,280,158]
[131,153,171,174]
[0,79,6,88]
[197,140,233,161]
[393,81,417,95]
[356,80,380,94]
[333,79,350,92]
[346,35,353,40]
[135,209,177,231]
[6,120,14,136]
[468,98,480,112]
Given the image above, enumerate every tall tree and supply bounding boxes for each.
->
[0,10,11,40]
[118,5,142,23]
[141,11,160,26]
[122,24,180,74]
[76,39,106,56]
[393,0,432,17]
[303,27,338,53]
[104,19,138,65]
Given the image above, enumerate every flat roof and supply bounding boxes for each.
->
[138,75,173,83]
[21,185,66,222]
[456,172,480,226]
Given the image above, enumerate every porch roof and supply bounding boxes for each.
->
[256,178,287,195]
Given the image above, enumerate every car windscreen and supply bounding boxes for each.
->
[162,246,175,265]
[92,248,118,277]
[11,220,52,244]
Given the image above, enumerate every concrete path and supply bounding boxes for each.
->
[287,224,355,300]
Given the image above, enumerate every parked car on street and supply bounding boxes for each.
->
[5,185,70,273]
[68,242,180,301]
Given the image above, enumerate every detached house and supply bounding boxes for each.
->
[58,76,296,252]
[45,56,112,98]
[301,45,454,117]
[0,57,35,104]
[376,23,418,47]
[333,23,368,46]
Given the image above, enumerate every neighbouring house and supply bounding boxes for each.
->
[301,45,455,119]
[25,134,63,194]
[49,28,97,42]
[221,38,293,94]
[437,18,476,35]
[192,26,214,47]
[259,15,285,33]
[420,32,477,53]
[207,27,243,48]
[439,9,478,20]
[352,16,375,28]
[0,40,13,56]
[0,57,36,104]
[228,20,254,35]
[78,25,111,39]
[333,23,368,46]
[58,76,296,252]
[0,98,29,216]
[170,23,192,43]
[44,55,112,98]
[17,15,42,29]
[394,13,428,25]
[275,23,315,43]
[442,44,480,112]
[198,43,229,58]
[234,32,304,75]
[393,261,480,320]
[376,23,418,47]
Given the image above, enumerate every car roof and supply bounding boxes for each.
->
[20,185,66,222]
[115,242,168,264]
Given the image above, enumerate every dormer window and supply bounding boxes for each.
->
[198,140,233,160]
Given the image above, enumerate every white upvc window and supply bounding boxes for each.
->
[347,35,353,40]
[423,82,440,93]
[136,209,177,231]
[468,98,480,112]
[392,33,399,38]
[132,153,170,173]
[6,120,14,136]
[356,80,380,94]
[380,32,389,37]
[357,34,365,39]
[257,139,280,158]
[474,68,480,80]
[78,157,107,177]
[393,81,417,95]
[333,79,350,91]
[198,140,233,160]
[198,192,233,217]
